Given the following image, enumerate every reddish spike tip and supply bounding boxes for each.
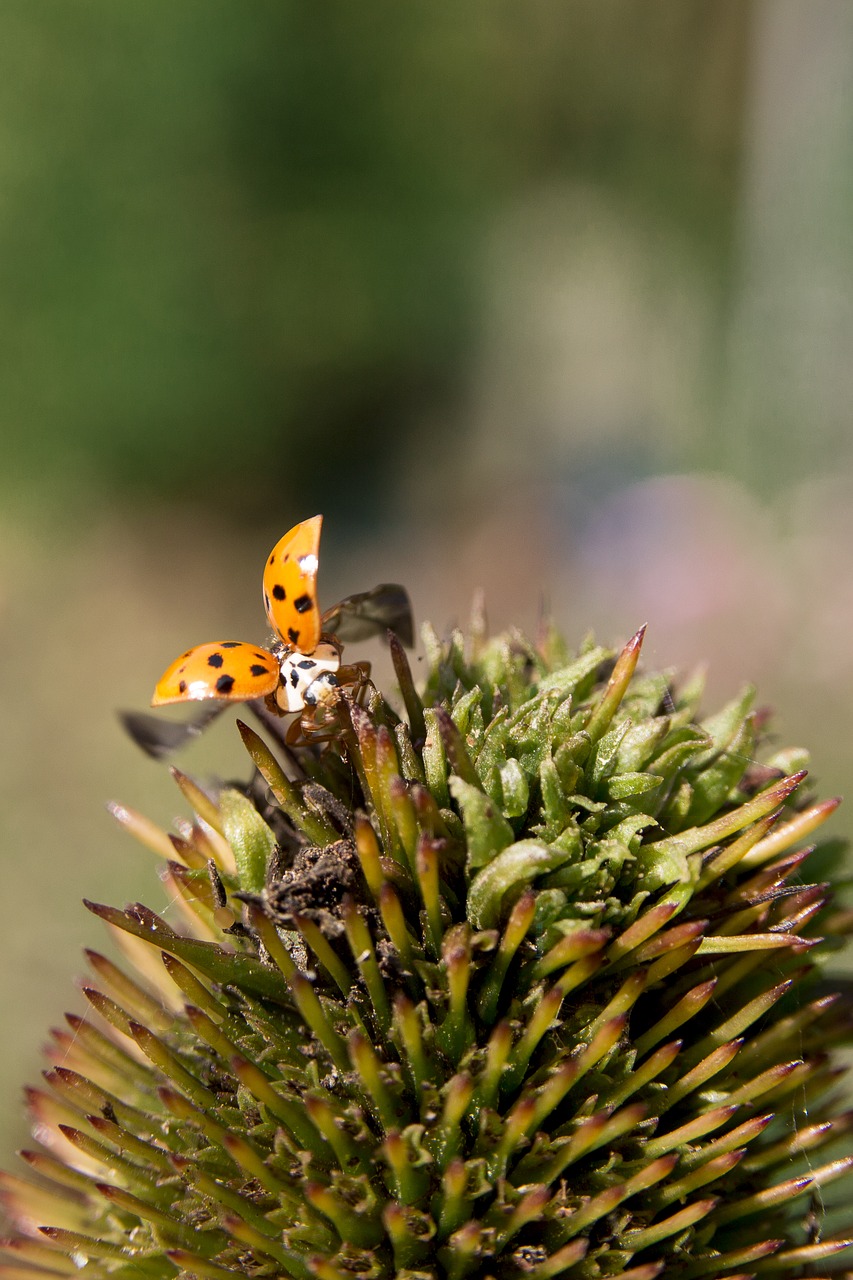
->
[628,623,648,650]
[82,900,121,922]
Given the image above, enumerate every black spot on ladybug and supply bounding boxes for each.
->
[221,641,241,649]
[294,594,312,613]
[216,674,235,694]
[272,584,286,601]
[250,664,268,677]
[178,680,187,693]
[297,659,316,669]
[268,554,275,566]
[264,592,271,612]
[288,628,300,644]
[254,652,269,661]
[207,653,225,668]
[290,670,300,688]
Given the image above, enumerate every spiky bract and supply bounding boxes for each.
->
[2,622,852,1280]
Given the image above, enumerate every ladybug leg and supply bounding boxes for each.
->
[287,706,340,748]
[336,660,372,706]
[285,713,310,747]
[264,692,285,716]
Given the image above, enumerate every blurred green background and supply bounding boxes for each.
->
[2,0,853,1160]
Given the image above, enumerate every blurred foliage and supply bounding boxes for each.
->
[0,0,747,520]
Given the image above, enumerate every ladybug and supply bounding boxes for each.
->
[135,516,412,752]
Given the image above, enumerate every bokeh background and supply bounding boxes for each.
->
[2,0,853,1162]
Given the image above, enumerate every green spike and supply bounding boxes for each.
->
[18,1148,97,1195]
[415,835,444,954]
[437,926,474,1063]
[556,1154,678,1241]
[584,626,646,744]
[348,1031,406,1132]
[621,1197,717,1250]
[606,900,680,962]
[0,1235,81,1272]
[42,1067,154,1136]
[433,1157,470,1239]
[742,795,841,868]
[521,1237,589,1278]
[237,720,337,844]
[56,1125,163,1195]
[304,1182,384,1249]
[534,1103,648,1184]
[37,1228,134,1262]
[678,1113,772,1172]
[655,1149,744,1203]
[127,1021,217,1110]
[93,1181,188,1238]
[84,901,289,1001]
[382,1199,435,1270]
[477,890,537,1023]
[61,1013,154,1087]
[428,1074,474,1170]
[230,1056,327,1155]
[380,1131,431,1204]
[293,913,354,996]
[713,1174,814,1225]
[634,979,717,1057]
[343,897,391,1034]
[499,984,562,1093]
[644,1103,739,1159]
[379,883,419,971]
[166,1252,247,1279]
[392,994,431,1095]
[530,926,609,981]
[85,1114,174,1174]
[220,1211,308,1275]
[84,950,170,1026]
[607,1039,682,1108]
[388,632,426,744]
[422,708,451,809]
[661,1039,742,1109]
[353,813,385,900]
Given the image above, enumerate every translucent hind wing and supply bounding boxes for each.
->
[120,703,228,759]
[262,515,323,653]
[322,583,414,647]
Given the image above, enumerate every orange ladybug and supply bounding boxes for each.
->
[142,516,412,748]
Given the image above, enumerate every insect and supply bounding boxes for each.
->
[128,516,413,755]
